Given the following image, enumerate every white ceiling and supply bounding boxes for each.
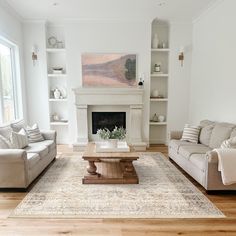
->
[4,0,217,22]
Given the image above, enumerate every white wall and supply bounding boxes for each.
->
[22,22,50,128]
[189,0,236,124]
[168,22,192,131]
[65,19,151,144]
[0,2,27,122]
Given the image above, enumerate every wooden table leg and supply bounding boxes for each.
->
[87,161,97,175]
[122,160,136,178]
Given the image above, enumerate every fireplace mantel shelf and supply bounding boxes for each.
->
[73,87,144,106]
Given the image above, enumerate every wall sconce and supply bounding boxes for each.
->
[32,45,38,66]
[178,46,184,67]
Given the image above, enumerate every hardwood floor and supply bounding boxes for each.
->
[0,145,236,235]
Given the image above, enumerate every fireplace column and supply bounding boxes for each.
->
[74,105,88,151]
[129,105,147,151]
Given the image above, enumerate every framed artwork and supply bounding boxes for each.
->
[82,53,137,87]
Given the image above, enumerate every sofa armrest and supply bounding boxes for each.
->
[41,130,57,141]
[206,150,218,164]
[0,149,27,163]
[168,130,183,141]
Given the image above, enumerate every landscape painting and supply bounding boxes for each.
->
[82,53,136,87]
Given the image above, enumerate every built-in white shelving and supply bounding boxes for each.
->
[150,98,168,102]
[151,73,169,77]
[46,25,69,144]
[149,122,167,126]
[149,20,169,145]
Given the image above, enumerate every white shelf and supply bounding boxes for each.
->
[150,122,167,126]
[46,48,66,53]
[49,99,67,102]
[151,48,170,52]
[48,74,67,77]
[151,73,168,77]
[150,98,168,102]
[50,122,68,126]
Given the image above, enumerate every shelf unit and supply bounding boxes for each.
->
[149,20,169,145]
[46,25,68,144]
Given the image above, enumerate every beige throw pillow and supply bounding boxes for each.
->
[10,129,29,149]
[0,135,13,149]
[181,124,201,144]
[26,124,44,143]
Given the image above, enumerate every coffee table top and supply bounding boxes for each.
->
[82,142,139,161]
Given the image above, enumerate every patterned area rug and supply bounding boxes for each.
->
[11,153,224,218]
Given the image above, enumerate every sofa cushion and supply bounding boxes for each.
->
[0,124,12,140]
[179,145,212,159]
[29,140,55,152]
[10,129,29,149]
[199,124,214,146]
[169,139,199,152]
[25,145,49,158]
[189,154,206,172]
[200,120,215,128]
[27,153,40,169]
[221,136,236,149]
[0,134,12,149]
[10,119,26,132]
[26,124,44,143]
[209,123,235,149]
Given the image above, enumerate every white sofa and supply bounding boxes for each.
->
[0,121,57,189]
[169,120,236,191]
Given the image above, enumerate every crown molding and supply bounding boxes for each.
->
[0,0,23,22]
[192,0,224,24]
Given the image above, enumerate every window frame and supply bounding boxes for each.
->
[0,37,21,123]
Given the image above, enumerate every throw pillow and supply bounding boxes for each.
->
[0,124,12,140]
[0,134,12,149]
[10,128,29,149]
[26,124,44,143]
[10,119,26,132]
[199,124,215,146]
[181,124,201,144]
[221,137,236,149]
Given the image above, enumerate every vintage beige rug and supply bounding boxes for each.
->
[11,153,224,218]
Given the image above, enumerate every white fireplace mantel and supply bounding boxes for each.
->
[73,88,147,151]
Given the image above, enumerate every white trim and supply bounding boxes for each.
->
[0,1,23,22]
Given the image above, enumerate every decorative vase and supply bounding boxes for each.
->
[158,115,165,122]
[54,88,61,99]
[152,34,159,49]
[106,139,118,148]
[151,89,159,97]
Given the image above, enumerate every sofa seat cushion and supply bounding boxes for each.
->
[169,139,200,152]
[189,154,206,172]
[178,145,211,159]
[28,140,55,152]
[25,145,49,158]
[209,122,235,149]
[27,153,40,169]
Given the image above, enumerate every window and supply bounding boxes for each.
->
[0,38,22,123]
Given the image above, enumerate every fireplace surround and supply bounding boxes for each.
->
[73,88,147,151]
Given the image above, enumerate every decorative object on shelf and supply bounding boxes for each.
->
[152,34,159,49]
[48,36,58,48]
[60,87,67,98]
[32,45,38,66]
[151,113,159,122]
[52,67,63,74]
[56,41,64,48]
[158,115,165,122]
[178,46,184,67]
[54,88,61,99]
[161,42,166,48]
[151,89,159,97]
[154,63,161,73]
[52,113,60,121]
[82,53,136,87]
[138,75,144,88]
[97,126,126,148]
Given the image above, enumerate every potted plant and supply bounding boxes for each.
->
[97,126,126,148]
